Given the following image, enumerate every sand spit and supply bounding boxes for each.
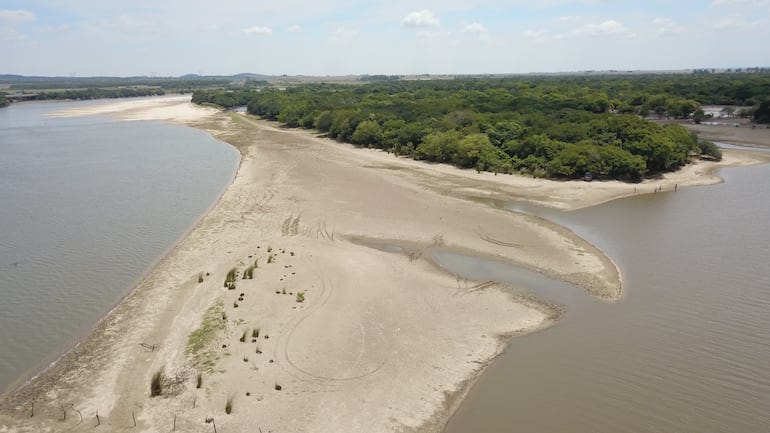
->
[1,96,763,433]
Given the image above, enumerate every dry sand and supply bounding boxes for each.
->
[657,117,770,149]
[1,96,766,433]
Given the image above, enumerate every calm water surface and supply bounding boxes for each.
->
[0,100,238,394]
[442,160,770,433]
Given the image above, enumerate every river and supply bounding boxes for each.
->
[0,99,239,394]
[440,153,770,433]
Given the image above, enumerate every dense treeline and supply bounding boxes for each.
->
[31,87,167,101]
[0,94,8,108]
[191,89,256,108]
[2,76,233,91]
[191,74,768,180]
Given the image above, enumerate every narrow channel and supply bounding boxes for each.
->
[441,157,770,433]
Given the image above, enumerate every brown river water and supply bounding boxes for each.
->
[438,154,770,433]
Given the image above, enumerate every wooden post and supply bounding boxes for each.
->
[95,411,100,427]
[173,414,177,431]
[132,411,136,427]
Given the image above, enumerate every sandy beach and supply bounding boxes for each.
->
[1,96,767,433]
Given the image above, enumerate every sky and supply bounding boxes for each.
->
[1,0,769,77]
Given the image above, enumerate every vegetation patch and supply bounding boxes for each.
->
[224,267,237,287]
[150,368,166,397]
[187,301,227,372]
[243,264,255,279]
[225,396,234,414]
[193,75,770,181]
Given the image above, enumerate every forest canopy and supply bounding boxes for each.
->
[190,74,769,181]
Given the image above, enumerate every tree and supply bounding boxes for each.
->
[314,111,334,132]
[486,120,525,147]
[754,100,770,123]
[189,73,770,180]
[0,94,8,108]
[693,109,706,124]
[414,131,462,162]
[697,140,723,161]
[351,120,383,147]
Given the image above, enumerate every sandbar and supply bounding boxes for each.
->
[1,95,764,433]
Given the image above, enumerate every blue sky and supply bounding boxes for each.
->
[1,0,769,76]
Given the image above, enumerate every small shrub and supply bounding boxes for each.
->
[274,383,282,391]
[225,396,234,414]
[698,139,723,161]
[198,273,204,283]
[150,368,165,397]
[296,291,305,303]
[267,246,272,253]
[196,373,203,389]
[267,255,274,264]
[252,328,260,338]
[239,330,247,343]
[224,267,237,286]
[256,345,262,354]
[243,265,255,279]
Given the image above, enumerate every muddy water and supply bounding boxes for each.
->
[0,100,239,394]
[440,161,770,433]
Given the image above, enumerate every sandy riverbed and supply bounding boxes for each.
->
[1,96,766,433]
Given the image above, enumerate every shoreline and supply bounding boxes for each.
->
[1,96,766,433]
[0,99,241,399]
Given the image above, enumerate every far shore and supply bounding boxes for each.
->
[1,96,767,433]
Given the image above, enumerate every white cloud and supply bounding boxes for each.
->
[35,24,72,33]
[709,17,764,29]
[402,10,440,28]
[462,22,489,41]
[242,26,272,35]
[287,24,302,32]
[463,22,487,34]
[0,10,36,23]
[573,20,629,37]
[0,27,24,40]
[653,17,682,36]
[523,29,546,39]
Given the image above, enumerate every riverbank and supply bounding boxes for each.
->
[0,96,762,433]
[656,117,770,149]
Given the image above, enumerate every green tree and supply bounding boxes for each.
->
[414,130,462,162]
[351,120,383,147]
[693,108,706,124]
[697,140,723,161]
[754,100,770,123]
[314,111,334,132]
